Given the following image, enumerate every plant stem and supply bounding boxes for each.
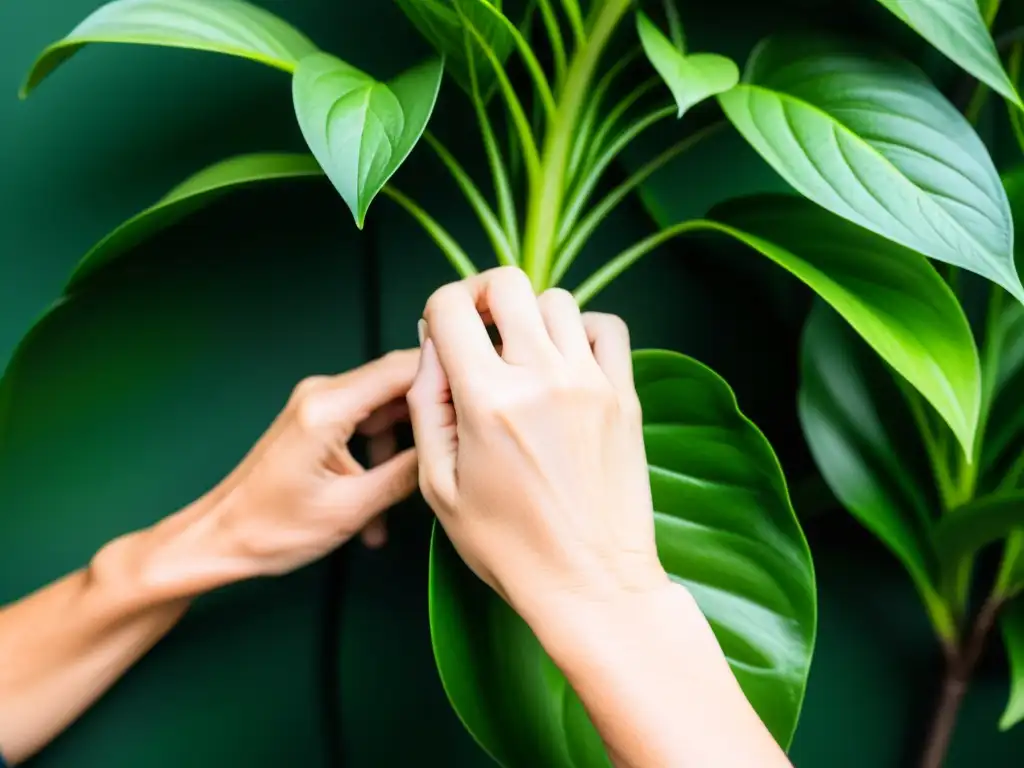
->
[552,121,724,283]
[919,597,1002,768]
[522,0,632,288]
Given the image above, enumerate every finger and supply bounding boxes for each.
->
[359,401,408,438]
[298,350,419,433]
[582,312,634,395]
[537,288,591,360]
[347,448,418,523]
[360,514,388,549]
[422,280,500,393]
[466,267,553,365]
[406,337,458,508]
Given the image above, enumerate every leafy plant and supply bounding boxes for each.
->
[9,0,1024,764]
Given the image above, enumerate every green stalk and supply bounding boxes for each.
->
[424,132,516,266]
[558,104,675,245]
[566,46,643,186]
[522,0,633,289]
[573,218,708,305]
[559,0,586,44]
[536,0,567,84]
[552,122,724,283]
[382,186,478,278]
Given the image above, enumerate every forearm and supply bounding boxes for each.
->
[0,493,247,764]
[536,583,791,768]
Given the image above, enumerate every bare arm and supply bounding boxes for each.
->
[409,267,791,768]
[0,351,421,764]
[536,584,789,767]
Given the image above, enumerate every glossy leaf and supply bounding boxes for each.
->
[710,195,981,456]
[873,0,1021,107]
[983,169,1024,487]
[394,0,515,97]
[719,36,1022,302]
[799,303,954,639]
[430,350,816,765]
[1001,597,1024,730]
[22,0,318,96]
[636,12,739,119]
[66,153,324,291]
[292,52,443,228]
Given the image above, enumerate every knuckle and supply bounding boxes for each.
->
[489,265,532,294]
[289,375,328,406]
[586,311,629,338]
[294,394,326,431]
[424,282,460,321]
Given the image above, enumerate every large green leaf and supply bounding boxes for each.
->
[636,11,739,119]
[430,349,816,766]
[1001,597,1024,730]
[872,0,1021,107]
[798,303,953,638]
[719,36,1022,302]
[22,0,318,96]
[292,53,443,228]
[393,0,516,97]
[66,153,324,291]
[709,195,981,456]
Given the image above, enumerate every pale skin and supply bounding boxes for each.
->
[0,267,790,767]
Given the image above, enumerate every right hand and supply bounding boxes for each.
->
[406,267,670,635]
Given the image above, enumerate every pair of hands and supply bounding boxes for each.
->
[202,267,667,628]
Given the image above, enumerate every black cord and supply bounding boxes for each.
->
[321,218,382,767]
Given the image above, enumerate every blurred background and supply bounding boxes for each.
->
[1,0,1023,765]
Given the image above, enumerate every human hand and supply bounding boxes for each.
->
[172,351,421,581]
[407,267,670,639]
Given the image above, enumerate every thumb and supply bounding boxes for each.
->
[407,334,458,509]
[344,447,418,526]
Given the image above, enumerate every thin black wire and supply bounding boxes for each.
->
[321,217,381,767]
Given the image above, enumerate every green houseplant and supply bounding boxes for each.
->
[5,0,1024,764]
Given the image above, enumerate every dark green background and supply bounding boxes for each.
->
[0,0,1022,765]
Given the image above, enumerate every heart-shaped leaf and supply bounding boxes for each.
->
[292,52,443,228]
[872,0,1021,107]
[22,0,318,97]
[394,0,515,97]
[636,12,739,119]
[66,153,324,291]
[430,350,816,766]
[799,303,954,639]
[1001,597,1024,730]
[709,195,981,456]
[719,35,1021,302]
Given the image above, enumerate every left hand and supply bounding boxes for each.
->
[165,350,421,582]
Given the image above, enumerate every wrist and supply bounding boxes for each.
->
[88,490,260,611]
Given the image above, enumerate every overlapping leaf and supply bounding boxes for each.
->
[67,154,324,291]
[292,53,443,227]
[430,350,816,766]
[709,195,981,455]
[636,11,739,119]
[719,35,1022,302]
[799,303,953,638]
[393,0,516,97]
[22,0,318,96]
[872,0,1021,107]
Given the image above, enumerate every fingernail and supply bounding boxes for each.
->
[417,319,426,346]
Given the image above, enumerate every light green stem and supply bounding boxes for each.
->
[382,187,478,278]
[559,0,586,44]
[573,218,709,306]
[424,133,515,266]
[552,122,724,284]
[522,0,633,288]
[537,0,567,84]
